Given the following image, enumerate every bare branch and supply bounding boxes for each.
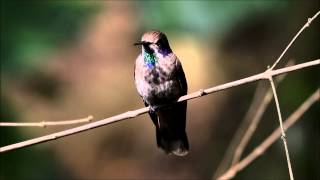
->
[0,60,318,153]
[269,76,294,180]
[231,69,287,165]
[217,89,319,180]
[215,10,320,178]
[213,82,268,178]
[214,61,293,179]
[270,10,320,69]
[0,116,94,127]
[230,61,294,166]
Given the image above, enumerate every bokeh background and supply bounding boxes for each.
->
[1,1,319,179]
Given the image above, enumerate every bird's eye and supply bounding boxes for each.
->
[156,41,161,47]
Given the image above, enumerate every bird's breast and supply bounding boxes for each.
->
[135,56,180,105]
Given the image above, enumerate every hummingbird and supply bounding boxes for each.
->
[134,30,189,156]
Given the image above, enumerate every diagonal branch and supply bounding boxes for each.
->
[0,59,319,153]
[212,82,268,179]
[217,89,319,180]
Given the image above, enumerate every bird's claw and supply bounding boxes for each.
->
[149,105,159,114]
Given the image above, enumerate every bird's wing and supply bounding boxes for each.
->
[175,58,188,95]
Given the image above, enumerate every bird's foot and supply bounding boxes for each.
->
[149,105,160,114]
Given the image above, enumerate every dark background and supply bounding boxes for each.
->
[1,1,319,179]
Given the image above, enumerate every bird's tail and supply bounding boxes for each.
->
[155,102,189,156]
[156,128,189,156]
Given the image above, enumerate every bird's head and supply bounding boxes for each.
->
[134,30,172,56]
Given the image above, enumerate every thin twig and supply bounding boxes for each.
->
[0,116,94,127]
[216,10,320,179]
[0,60,318,153]
[213,82,267,179]
[262,11,319,179]
[270,10,320,70]
[217,89,319,180]
[269,76,294,180]
[229,60,294,168]
[231,72,286,165]
[214,61,291,179]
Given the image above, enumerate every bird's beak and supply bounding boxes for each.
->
[134,41,144,46]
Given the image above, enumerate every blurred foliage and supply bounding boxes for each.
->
[1,0,100,75]
[0,94,20,146]
[139,1,288,38]
[1,1,100,179]
[0,95,68,180]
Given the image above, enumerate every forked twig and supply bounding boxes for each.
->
[217,89,318,180]
[230,61,294,167]
[213,61,291,179]
[215,10,320,179]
